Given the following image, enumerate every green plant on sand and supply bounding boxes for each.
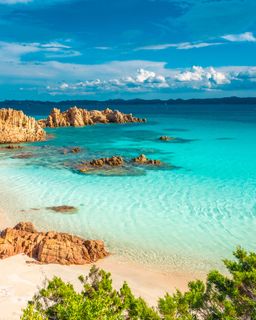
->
[21,247,256,319]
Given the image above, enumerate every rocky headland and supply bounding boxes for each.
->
[0,108,46,144]
[39,106,146,128]
[0,222,108,265]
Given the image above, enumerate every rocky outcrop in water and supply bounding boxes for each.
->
[132,154,162,166]
[0,109,46,144]
[159,136,175,141]
[0,222,108,265]
[78,156,124,172]
[0,144,24,150]
[39,107,146,128]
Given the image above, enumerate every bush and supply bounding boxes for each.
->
[21,247,256,319]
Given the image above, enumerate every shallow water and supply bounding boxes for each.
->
[1,104,256,272]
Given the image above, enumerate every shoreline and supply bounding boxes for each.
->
[0,204,205,319]
[0,254,203,320]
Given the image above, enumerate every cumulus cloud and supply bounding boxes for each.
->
[0,39,255,95]
[222,32,256,42]
[47,68,169,95]
[175,66,230,89]
[45,65,256,96]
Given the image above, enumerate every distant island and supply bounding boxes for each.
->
[0,96,256,115]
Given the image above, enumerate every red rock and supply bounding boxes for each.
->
[0,222,109,265]
[0,108,46,144]
[132,154,162,166]
[39,107,146,128]
[78,156,124,172]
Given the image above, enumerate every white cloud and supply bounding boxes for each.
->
[136,41,222,51]
[0,40,255,95]
[176,42,222,50]
[0,40,80,62]
[0,0,31,3]
[47,65,256,96]
[0,0,69,4]
[94,46,112,50]
[136,31,256,52]
[175,66,230,88]
[222,32,256,42]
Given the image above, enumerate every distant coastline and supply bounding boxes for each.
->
[0,96,256,115]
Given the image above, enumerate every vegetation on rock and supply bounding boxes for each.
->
[21,247,256,319]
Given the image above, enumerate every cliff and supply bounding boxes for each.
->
[0,108,46,144]
[39,106,146,128]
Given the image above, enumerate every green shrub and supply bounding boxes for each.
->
[21,247,256,319]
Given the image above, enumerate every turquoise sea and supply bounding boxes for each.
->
[1,104,256,272]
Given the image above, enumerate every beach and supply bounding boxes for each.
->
[0,219,200,320]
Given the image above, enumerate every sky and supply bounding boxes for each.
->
[0,0,256,100]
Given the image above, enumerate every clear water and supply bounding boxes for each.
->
[1,104,256,272]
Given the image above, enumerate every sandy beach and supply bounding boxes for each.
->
[0,209,203,320]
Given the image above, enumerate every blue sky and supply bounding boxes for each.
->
[0,0,256,100]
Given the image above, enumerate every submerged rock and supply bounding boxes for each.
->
[1,145,24,150]
[71,147,81,153]
[0,222,109,265]
[0,108,46,144]
[62,147,82,155]
[39,107,146,128]
[132,154,162,166]
[12,152,34,159]
[159,136,175,141]
[47,205,77,214]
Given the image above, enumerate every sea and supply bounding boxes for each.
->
[1,103,256,273]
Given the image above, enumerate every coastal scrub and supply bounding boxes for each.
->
[22,247,256,319]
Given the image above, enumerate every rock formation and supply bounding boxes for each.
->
[78,156,124,172]
[46,205,77,214]
[39,107,146,128]
[0,144,24,150]
[71,147,81,153]
[159,136,175,141]
[0,108,46,144]
[132,154,162,166]
[0,222,109,265]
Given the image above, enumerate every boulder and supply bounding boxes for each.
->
[71,147,81,153]
[0,108,46,144]
[132,154,162,166]
[0,222,108,265]
[159,136,175,141]
[39,107,146,128]
[78,156,124,172]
